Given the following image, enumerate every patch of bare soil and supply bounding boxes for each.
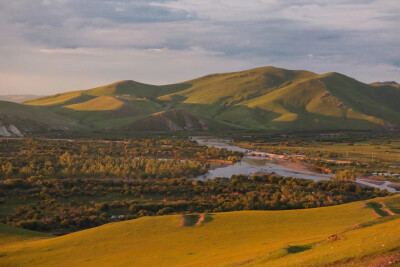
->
[327,234,344,242]
[195,214,205,226]
[368,176,387,181]
[388,182,400,191]
[275,160,312,173]
[361,178,385,185]
[381,203,396,216]
[181,214,212,227]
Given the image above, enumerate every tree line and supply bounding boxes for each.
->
[0,174,390,233]
[0,138,242,179]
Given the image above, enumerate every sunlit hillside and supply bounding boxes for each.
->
[1,66,399,136]
[0,196,399,266]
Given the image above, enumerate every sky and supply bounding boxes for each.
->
[0,0,399,95]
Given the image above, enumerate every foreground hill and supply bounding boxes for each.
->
[1,66,400,136]
[0,196,399,266]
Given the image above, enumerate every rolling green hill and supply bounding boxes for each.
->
[0,100,84,137]
[0,196,399,266]
[1,66,399,136]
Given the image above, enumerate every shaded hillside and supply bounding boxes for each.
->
[9,66,400,133]
[128,109,209,131]
[0,100,83,137]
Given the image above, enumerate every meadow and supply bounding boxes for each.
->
[0,195,398,266]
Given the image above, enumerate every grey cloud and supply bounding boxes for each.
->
[0,0,399,94]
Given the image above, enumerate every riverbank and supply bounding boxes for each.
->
[192,136,399,193]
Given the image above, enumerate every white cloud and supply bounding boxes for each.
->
[39,48,95,55]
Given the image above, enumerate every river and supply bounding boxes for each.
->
[192,137,398,193]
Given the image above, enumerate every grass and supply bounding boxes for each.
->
[0,100,84,133]
[236,139,400,164]
[65,96,127,111]
[249,215,400,266]
[6,66,400,132]
[0,196,398,266]
[0,223,52,247]
[366,202,390,217]
[383,195,400,214]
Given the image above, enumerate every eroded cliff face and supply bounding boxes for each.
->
[0,122,24,137]
[128,109,209,131]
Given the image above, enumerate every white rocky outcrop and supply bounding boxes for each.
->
[0,122,24,137]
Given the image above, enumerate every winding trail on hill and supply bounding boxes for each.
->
[380,202,396,216]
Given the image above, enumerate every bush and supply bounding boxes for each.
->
[157,207,174,215]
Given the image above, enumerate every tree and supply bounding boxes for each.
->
[334,168,356,182]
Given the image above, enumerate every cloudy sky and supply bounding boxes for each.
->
[1,0,399,95]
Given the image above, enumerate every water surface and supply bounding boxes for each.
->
[192,137,398,193]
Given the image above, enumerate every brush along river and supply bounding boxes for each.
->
[192,137,398,193]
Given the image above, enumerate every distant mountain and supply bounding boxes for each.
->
[370,81,400,88]
[0,95,44,103]
[1,66,399,136]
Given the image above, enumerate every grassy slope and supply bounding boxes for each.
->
[370,82,400,88]
[0,100,82,132]
[21,66,400,131]
[160,67,399,129]
[65,96,127,111]
[1,196,399,266]
[319,73,400,125]
[250,215,400,266]
[0,223,52,247]
[128,108,239,131]
[24,81,188,106]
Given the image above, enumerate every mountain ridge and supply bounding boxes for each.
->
[0,95,44,103]
[1,66,399,136]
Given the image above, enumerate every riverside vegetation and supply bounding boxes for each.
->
[233,133,400,182]
[0,176,390,234]
[0,137,392,234]
[0,138,241,179]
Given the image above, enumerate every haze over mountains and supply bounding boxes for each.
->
[1,66,399,136]
[0,95,44,103]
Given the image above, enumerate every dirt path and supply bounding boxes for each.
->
[367,202,396,217]
[380,202,396,216]
[195,214,205,226]
[181,214,208,227]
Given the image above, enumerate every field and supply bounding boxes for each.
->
[234,135,400,182]
[236,139,400,164]
[0,195,399,266]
